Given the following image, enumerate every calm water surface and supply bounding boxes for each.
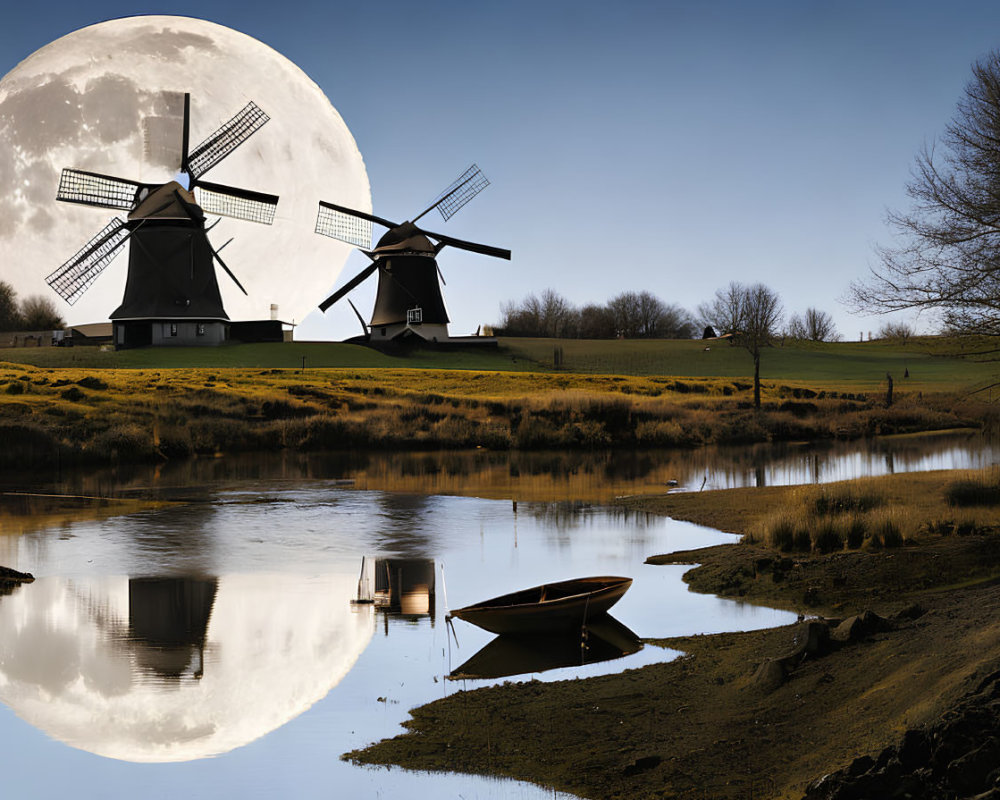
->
[0,432,992,798]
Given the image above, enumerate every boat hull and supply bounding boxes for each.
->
[450,576,632,635]
[449,614,643,680]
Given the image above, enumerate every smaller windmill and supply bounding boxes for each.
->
[314,165,509,344]
[47,93,278,348]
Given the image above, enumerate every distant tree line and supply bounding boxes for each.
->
[0,280,65,331]
[495,289,697,339]
[496,285,845,345]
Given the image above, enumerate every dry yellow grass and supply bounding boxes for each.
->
[0,361,991,469]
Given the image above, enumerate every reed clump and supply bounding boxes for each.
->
[755,484,909,553]
[944,473,1000,507]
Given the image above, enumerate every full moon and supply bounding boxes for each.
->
[0,16,370,328]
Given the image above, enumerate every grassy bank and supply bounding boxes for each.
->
[0,354,992,470]
[350,469,1000,799]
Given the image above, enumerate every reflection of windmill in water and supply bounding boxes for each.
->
[315,164,510,345]
[128,577,218,681]
[47,93,279,349]
[354,557,436,623]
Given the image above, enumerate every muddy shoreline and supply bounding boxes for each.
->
[348,475,1000,799]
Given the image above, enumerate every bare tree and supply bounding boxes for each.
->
[698,281,743,339]
[538,288,576,338]
[578,303,616,339]
[658,303,696,339]
[499,289,576,337]
[0,281,23,331]
[608,291,642,338]
[788,308,839,341]
[786,313,808,340]
[804,308,838,341]
[851,51,1000,335]
[20,295,65,330]
[736,283,783,408]
[877,321,914,342]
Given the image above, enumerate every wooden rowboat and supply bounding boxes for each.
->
[448,576,632,635]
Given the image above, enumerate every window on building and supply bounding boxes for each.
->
[407,307,423,325]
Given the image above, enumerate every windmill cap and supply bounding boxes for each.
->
[128,182,203,222]
[374,221,435,256]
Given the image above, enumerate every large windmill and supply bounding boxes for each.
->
[46,93,278,348]
[314,165,509,345]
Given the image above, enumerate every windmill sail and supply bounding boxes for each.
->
[46,218,130,305]
[418,164,489,222]
[318,262,379,311]
[195,182,278,225]
[422,228,511,260]
[56,169,142,211]
[186,101,269,178]
[315,201,374,249]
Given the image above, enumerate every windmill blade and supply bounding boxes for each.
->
[56,168,142,211]
[194,181,279,225]
[347,299,370,335]
[186,100,270,178]
[181,93,191,171]
[414,164,489,223]
[317,201,397,235]
[46,218,130,305]
[318,262,379,312]
[207,239,248,296]
[423,229,511,260]
[315,201,374,249]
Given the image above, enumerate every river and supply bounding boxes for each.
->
[0,431,993,799]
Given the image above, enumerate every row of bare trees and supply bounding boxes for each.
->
[496,289,697,339]
[499,285,841,346]
[0,281,65,331]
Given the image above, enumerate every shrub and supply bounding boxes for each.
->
[762,515,795,552]
[954,513,980,536]
[812,519,844,553]
[812,486,884,516]
[869,514,903,548]
[88,424,157,462]
[845,516,866,549]
[944,477,1000,507]
[0,421,60,467]
[60,386,85,402]
[4,381,25,395]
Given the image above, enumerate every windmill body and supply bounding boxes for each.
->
[315,165,509,346]
[48,94,279,348]
[110,182,229,347]
[368,223,450,342]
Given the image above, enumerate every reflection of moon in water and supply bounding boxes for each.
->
[0,16,370,326]
[0,574,373,762]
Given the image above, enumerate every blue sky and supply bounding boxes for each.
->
[4,1,1000,341]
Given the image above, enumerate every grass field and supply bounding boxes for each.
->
[502,336,1000,391]
[0,341,527,371]
[0,335,998,393]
